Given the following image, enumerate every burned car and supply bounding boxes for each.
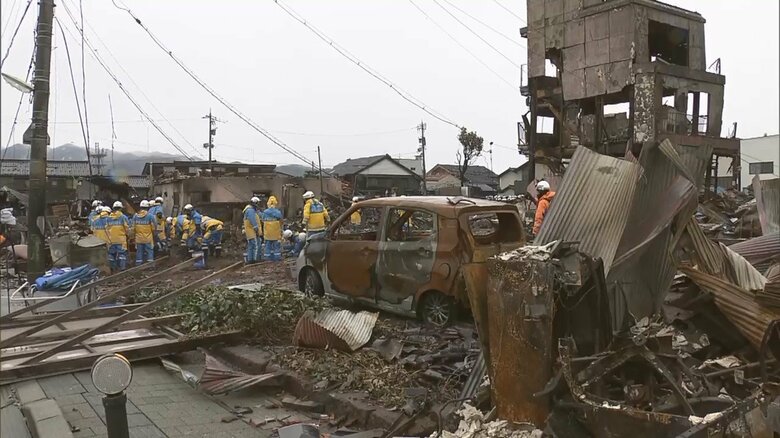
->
[294,196,525,325]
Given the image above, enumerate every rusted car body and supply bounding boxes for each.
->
[294,196,525,324]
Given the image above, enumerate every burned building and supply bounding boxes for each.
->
[521,0,740,190]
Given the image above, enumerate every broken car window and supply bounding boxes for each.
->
[334,207,382,241]
[465,212,523,245]
[386,208,435,242]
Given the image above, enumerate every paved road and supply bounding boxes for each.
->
[36,363,267,438]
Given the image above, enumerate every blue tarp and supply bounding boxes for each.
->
[34,264,99,291]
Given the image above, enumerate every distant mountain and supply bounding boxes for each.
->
[1,143,185,174]
[275,164,311,177]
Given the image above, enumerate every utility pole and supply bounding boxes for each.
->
[488,141,494,172]
[202,109,218,171]
[416,121,427,194]
[27,0,55,284]
[317,146,324,197]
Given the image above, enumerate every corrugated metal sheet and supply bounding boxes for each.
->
[606,140,708,322]
[722,244,768,292]
[293,309,377,352]
[680,267,780,350]
[729,232,780,271]
[757,264,780,308]
[198,354,283,395]
[458,352,486,400]
[536,146,641,273]
[0,160,92,177]
[753,176,780,235]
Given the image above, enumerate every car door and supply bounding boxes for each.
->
[376,208,437,304]
[325,206,383,298]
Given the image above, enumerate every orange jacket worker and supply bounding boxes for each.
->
[533,180,556,235]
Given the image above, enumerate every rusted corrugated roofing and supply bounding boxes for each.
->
[293,309,377,352]
[680,267,779,350]
[753,176,779,234]
[536,147,642,273]
[722,245,767,292]
[729,232,780,271]
[198,354,283,395]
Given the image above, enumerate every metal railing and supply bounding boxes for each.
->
[662,108,708,135]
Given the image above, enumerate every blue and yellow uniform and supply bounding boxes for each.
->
[185,210,203,251]
[303,198,330,235]
[175,214,188,240]
[243,203,262,263]
[202,217,224,255]
[106,209,130,271]
[262,196,283,261]
[93,208,111,245]
[148,203,166,251]
[132,209,155,264]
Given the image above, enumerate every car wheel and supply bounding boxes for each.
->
[418,291,455,326]
[300,268,324,297]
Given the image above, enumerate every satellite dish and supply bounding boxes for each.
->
[1,73,33,93]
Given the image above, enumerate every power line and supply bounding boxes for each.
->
[407,0,519,91]
[111,2,345,171]
[273,0,461,129]
[55,18,92,174]
[55,15,196,160]
[0,0,33,69]
[78,0,91,156]
[270,126,417,137]
[439,0,524,48]
[431,0,522,68]
[61,0,202,159]
[1,0,22,40]
[490,0,527,23]
[1,51,34,162]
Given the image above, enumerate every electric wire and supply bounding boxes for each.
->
[1,50,34,163]
[60,0,202,159]
[111,2,346,171]
[490,0,527,23]
[1,0,22,40]
[55,19,92,175]
[273,0,462,129]
[439,0,524,48]
[0,0,33,69]
[407,0,519,91]
[78,0,91,156]
[55,16,195,161]
[431,0,522,68]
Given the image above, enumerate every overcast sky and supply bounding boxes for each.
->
[1,0,778,173]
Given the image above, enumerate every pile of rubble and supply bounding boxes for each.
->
[463,144,780,437]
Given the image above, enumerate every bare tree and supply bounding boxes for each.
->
[456,127,484,185]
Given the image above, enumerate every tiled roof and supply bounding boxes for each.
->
[0,159,92,177]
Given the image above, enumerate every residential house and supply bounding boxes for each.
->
[331,155,423,196]
[498,163,531,196]
[717,134,778,191]
[426,164,499,197]
[143,160,341,224]
[0,159,92,204]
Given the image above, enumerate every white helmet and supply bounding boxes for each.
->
[250,196,260,204]
[302,191,315,200]
[536,180,551,192]
[352,197,359,202]
[112,201,123,209]
[140,200,150,208]
[166,217,173,224]
[155,196,164,204]
[101,206,111,213]
[91,200,101,208]
[283,229,293,239]
[298,232,307,241]
[183,204,193,211]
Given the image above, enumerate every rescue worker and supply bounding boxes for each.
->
[262,196,283,261]
[132,200,155,264]
[88,200,102,231]
[242,197,262,264]
[292,232,307,257]
[350,197,361,225]
[106,201,131,272]
[148,197,166,253]
[182,204,202,252]
[93,206,112,246]
[165,217,174,247]
[533,180,556,235]
[302,191,329,238]
[175,213,188,240]
[201,215,224,257]
[282,229,296,256]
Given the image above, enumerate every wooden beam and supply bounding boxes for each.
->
[1,314,188,348]
[0,256,196,349]
[20,262,242,365]
[0,256,168,322]
[0,304,144,329]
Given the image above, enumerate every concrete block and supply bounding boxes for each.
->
[609,34,633,62]
[15,381,47,405]
[585,65,607,96]
[609,6,634,36]
[564,19,585,47]
[585,12,609,42]
[585,39,610,67]
[563,44,585,70]
[23,399,73,438]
